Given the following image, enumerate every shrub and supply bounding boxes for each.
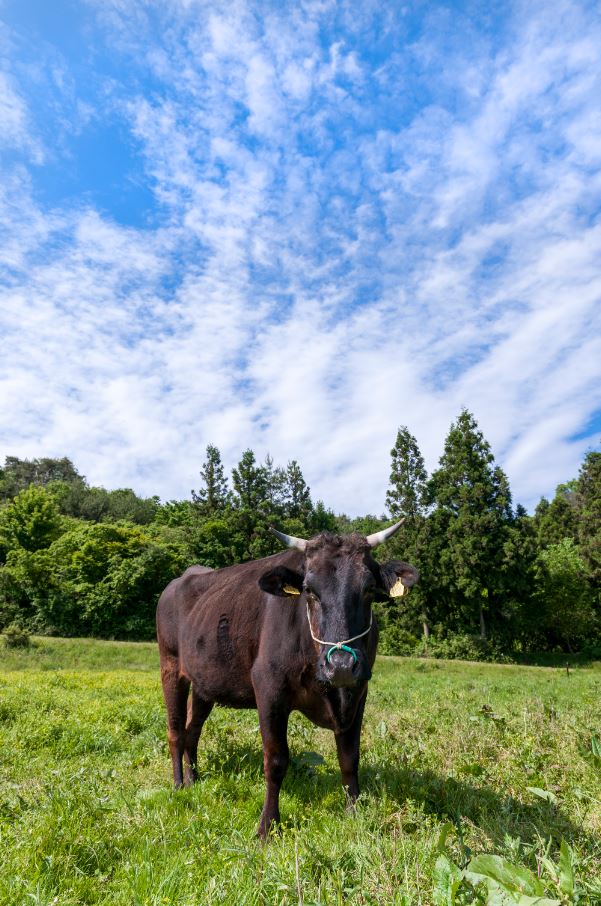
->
[377,624,421,656]
[421,632,510,663]
[2,622,32,649]
[0,521,190,639]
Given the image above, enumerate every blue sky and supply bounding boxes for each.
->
[1,0,600,514]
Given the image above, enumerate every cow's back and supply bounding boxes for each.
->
[160,550,304,707]
[156,565,215,656]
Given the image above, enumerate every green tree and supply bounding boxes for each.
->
[0,521,188,637]
[189,515,242,569]
[310,500,338,533]
[263,454,287,516]
[428,409,513,639]
[384,427,430,638]
[48,481,111,521]
[230,450,271,559]
[336,514,387,536]
[0,486,62,556]
[104,488,159,524]
[154,499,196,527]
[577,450,601,588]
[386,426,428,520]
[50,482,159,524]
[498,504,538,648]
[533,480,579,550]
[192,445,229,515]
[535,538,596,651]
[0,455,84,500]
[282,460,313,521]
[231,450,268,511]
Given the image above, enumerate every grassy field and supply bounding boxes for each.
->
[1,639,600,905]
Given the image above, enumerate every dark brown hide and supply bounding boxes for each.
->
[156,533,418,837]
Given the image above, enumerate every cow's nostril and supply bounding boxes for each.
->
[328,648,355,668]
[326,644,358,667]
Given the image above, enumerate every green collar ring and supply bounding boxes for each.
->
[326,644,358,665]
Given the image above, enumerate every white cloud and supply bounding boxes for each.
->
[0,70,43,161]
[0,0,600,515]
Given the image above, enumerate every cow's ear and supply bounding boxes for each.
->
[377,560,419,597]
[258,566,304,598]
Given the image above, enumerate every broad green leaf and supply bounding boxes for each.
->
[466,854,545,897]
[515,898,560,905]
[436,821,456,853]
[432,854,463,906]
[558,840,574,896]
[591,734,601,764]
[378,719,388,737]
[484,881,512,905]
[526,787,558,804]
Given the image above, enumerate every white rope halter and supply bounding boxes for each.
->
[305,601,373,649]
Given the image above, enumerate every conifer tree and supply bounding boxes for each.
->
[263,454,287,515]
[386,427,428,520]
[228,450,269,559]
[192,444,229,515]
[231,450,268,511]
[428,409,512,639]
[283,460,313,521]
[384,427,430,638]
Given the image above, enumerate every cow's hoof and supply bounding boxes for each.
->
[256,816,279,841]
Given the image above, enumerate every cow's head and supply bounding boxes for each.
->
[258,521,419,689]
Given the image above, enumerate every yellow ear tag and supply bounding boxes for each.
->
[390,578,407,598]
[283,585,301,596]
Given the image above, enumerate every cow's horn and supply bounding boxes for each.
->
[270,527,308,551]
[366,518,405,548]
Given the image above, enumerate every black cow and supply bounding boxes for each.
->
[156,522,418,837]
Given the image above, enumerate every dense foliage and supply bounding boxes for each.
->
[1,412,599,656]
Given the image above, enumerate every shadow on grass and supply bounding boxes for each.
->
[201,741,264,780]
[511,651,601,669]
[361,762,593,851]
[196,736,595,853]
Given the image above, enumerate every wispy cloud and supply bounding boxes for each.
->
[0,0,599,513]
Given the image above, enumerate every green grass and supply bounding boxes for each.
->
[1,638,600,904]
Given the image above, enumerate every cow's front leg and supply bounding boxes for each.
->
[253,681,290,839]
[334,690,367,804]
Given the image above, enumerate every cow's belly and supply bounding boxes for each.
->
[180,650,256,706]
[179,602,259,706]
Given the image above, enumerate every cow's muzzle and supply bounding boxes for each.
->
[319,648,371,688]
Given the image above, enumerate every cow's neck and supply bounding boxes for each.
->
[325,685,366,732]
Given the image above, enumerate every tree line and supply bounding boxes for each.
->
[0,410,599,659]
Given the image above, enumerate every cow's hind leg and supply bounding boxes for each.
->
[183,687,213,786]
[160,659,190,788]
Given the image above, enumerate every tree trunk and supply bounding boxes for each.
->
[422,621,430,639]
[479,606,487,640]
